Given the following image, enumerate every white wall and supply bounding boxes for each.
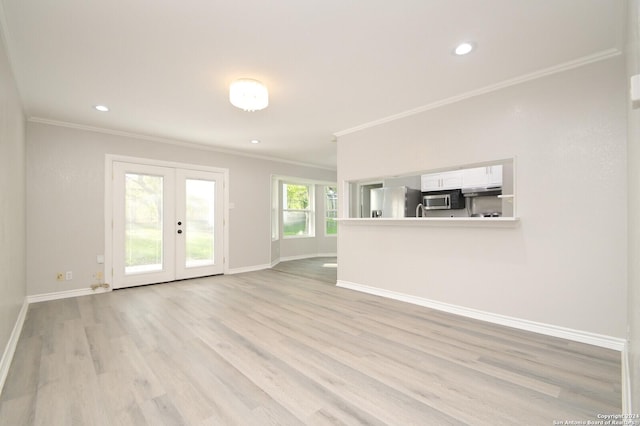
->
[26,122,335,296]
[337,56,627,339]
[627,0,640,411]
[0,25,26,383]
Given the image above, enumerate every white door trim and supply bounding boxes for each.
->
[105,154,230,289]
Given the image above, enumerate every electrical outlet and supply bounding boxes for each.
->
[56,273,64,281]
[65,271,73,280]
[95,271,103,281]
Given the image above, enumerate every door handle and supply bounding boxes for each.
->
[177,229,183,234]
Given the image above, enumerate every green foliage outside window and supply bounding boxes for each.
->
[325,186,337,236]
[283,183,312,237]
[284,184,309,209]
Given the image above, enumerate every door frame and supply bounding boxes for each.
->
[105,154,230,289]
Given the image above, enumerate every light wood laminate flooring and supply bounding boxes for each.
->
[271,257,337,284]
[0,261,621,425]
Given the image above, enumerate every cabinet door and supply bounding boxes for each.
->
[421,174,442,191]
[440,170,463,190]
[488,165,503,186]
[462,167,489,188]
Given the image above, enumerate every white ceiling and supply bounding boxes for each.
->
[0,0,625,169]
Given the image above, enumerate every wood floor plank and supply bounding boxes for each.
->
[0,257,622,425]
[139,394,187,426]
[0,394,36,426]
[160,340,267,425]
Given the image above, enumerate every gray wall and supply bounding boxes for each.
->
[26,122,336,296]
[0,28,26,376]
[337,56,627,339]
[627,0,640,412]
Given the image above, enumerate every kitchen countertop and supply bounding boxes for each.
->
[337,217,520,227]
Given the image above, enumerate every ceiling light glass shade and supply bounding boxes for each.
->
[229,79,269,111]
[455,42,474,55]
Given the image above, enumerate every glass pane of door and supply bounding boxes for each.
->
[185,178,215,268]
[125,173,164,274]
[175,169,224,280]
[113,162,175,288]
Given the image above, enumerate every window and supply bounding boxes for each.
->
[282,183,314,238]
[325,186,337,236]
[271,176,279,241]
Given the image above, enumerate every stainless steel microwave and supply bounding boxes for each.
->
[422,190,465,210]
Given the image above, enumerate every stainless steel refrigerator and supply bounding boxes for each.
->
[370,186,421,218]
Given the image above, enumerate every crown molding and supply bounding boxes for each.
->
[335,48,622,138]
[27,117,337,172]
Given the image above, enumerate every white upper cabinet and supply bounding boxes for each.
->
[461,165,503,189]
[421,170,464,191]
[487,165,503,186]
[422,165,503,192]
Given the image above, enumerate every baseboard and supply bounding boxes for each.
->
[0,298,28,397]
[27,286,111,304]
[337,280,626,351]
[227,264,272,275]
[622,343,632,414]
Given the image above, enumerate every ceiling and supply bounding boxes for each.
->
[0,0,625,169]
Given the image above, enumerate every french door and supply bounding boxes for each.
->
[112,161,224,288]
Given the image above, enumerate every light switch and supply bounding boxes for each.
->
[97,255,105,264]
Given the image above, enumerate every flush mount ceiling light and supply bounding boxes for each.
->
[93,104,109,112]
[250,139,261,144]
[454,42,474,56]
[229,78,269,111]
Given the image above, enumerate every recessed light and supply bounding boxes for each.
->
[94,105,109,112]
[250,139,260,144]
[454,42,474,56]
